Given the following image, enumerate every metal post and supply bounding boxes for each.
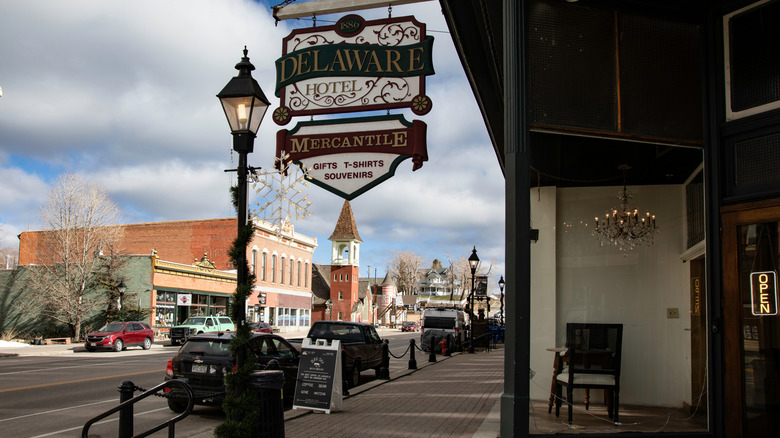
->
[428,335,437,363]
[469,274,476,353]
[379,340,390,379]
[235,140,249,374]
[118,381,135,438]
[408,338,417,370]
[501,1,531,436]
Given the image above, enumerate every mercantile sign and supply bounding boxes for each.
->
[277,114,427,200]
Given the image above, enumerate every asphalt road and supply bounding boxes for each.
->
[0,330,421,438]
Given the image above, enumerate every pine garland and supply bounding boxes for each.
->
[215,187,260,438]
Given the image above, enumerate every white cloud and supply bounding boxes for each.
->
[0,0,506,279]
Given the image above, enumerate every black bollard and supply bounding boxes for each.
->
[118,380,135,438]
[428,336,437,363]
[408,339,417,370]
[379,340,390,380]
[342,348,350,396]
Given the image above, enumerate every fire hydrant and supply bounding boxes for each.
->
[439,337,448,356]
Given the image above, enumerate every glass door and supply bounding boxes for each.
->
[723,202,780,437]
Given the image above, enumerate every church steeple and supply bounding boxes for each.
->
[329,200,361,266]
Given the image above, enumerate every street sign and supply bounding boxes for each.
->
[277,114,427,200]
[273,14,434,124]
[293,338,344,413]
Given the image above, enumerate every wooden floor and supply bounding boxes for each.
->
[529,399,709,434]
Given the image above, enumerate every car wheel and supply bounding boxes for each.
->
[86,346,96,352]
[167,399,187,413]
[142,337,152,350]
[350,362,361,388]
[113,339,123,352]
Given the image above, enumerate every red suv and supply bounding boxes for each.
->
[84,321,154,352]
[250,322,273,333]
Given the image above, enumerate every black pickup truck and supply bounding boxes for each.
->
[302,321,385,388]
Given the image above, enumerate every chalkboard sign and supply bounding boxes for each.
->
[292,338,343,413]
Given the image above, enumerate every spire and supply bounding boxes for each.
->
[329,200,362,242]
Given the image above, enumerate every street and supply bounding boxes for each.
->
[0,330,420,437]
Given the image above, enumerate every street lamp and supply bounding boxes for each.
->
[468,246,480,353]
[118,280,127,321]
[498,276,505,326]
[217,47,270,370]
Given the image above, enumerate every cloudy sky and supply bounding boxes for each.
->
[0,0,505,284]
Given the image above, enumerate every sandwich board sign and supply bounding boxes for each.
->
[272,14,435,125]
[277,114,427,200]
[293,338,343,413]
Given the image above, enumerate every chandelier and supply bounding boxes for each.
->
[592,165,657,251]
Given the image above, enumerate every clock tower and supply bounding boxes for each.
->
[329,200,362,321]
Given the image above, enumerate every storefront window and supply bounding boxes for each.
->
[299,309,310,326]
[737,222,780,437]
[529,183,709,434]
[155,291,176,328]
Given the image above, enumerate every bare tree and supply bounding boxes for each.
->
[22,173,124,340]
[0,225,18,270]
[447,253,495,301]
[388,250,423,295]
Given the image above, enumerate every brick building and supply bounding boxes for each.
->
[16,217,317,334]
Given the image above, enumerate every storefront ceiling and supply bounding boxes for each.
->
[440,0,709,188]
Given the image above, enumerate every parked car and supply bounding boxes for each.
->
[421,307,466,352]
[169,316,234,346]
[305,321,385,388]
[164,332,300,412]
[401,321,420,332]
[250,322,273,333]
[84,321,154,352]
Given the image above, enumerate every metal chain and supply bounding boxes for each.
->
[388,343,411,359]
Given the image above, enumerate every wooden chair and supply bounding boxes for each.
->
[555,323,623,424]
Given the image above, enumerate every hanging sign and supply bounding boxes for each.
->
[277,114,427,200]
[293,338,343,413]
[272,14,435,125]
[750,271,779,316]
[177,293,192,306]
[475,276,489,298]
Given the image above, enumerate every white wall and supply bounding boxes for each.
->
[529,184,692,408]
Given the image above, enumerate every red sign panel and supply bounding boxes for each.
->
[276,115,427,200]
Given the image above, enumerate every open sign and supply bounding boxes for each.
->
[750,271,779,316]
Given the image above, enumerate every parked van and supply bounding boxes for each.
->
[420,307,466,351]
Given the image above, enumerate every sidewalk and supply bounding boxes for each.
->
[232,345,502,438]
[0,338,504,437]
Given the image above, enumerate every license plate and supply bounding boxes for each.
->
[90,343,96,347]
[192,364,208,373]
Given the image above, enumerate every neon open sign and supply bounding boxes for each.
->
[750,271,779,316]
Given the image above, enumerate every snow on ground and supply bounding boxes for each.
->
[0,340,30,348]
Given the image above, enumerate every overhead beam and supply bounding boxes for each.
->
[273,0,433,21]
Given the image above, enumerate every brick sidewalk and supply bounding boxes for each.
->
[283,346,504,438]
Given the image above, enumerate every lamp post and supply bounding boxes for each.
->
[468,246,480,353]
[498,275,505,326]
[217,47,270,370]
[117,280,126,321]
